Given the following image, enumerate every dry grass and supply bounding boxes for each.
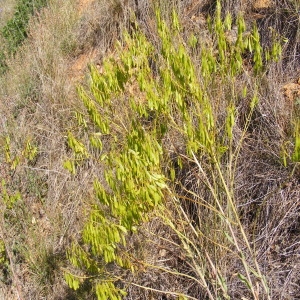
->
[0,0,89,298]
[0,0,299,299]
[0,0,17,27]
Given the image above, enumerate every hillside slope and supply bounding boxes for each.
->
[0,0,299,299]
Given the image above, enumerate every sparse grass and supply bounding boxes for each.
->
[0,0,299,299]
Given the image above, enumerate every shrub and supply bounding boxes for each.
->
[1,0,47,56]
[64,2,287,299]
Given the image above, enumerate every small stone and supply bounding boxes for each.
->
[158,248,167,257]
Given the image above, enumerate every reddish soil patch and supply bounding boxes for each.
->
[68,0,99,82]
[253,0,273,9]
[69,48,98,82]
[78,0,94,15]
[282,78,300,104]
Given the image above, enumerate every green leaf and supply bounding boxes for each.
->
[237,273,251,290]
[64,273,80,291]
[63,160,76,174]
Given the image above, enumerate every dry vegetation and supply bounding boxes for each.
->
[0,0,299,299]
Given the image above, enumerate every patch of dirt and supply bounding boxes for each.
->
[282,78,300,105]
[253,0,273,9]
[69,0,99,82]
[69,48,99,82]
[78,0,94,15]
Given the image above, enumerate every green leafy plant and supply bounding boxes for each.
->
[0,239,6,265]
[2,0,47,53]
[292,120,300,162]
[0,0,47,61]
[0,178,22,289]
[1,179,21,209]
[65,2,284,299]
[3,135,38,170]
[0,50,8,74]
